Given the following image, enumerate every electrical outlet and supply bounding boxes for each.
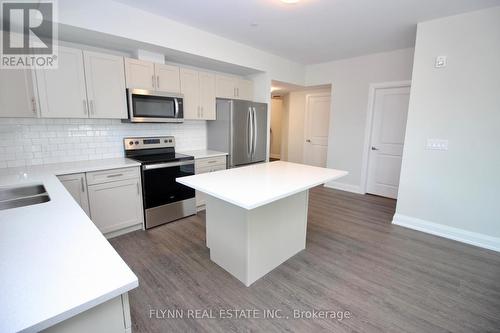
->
[426,139,449,151]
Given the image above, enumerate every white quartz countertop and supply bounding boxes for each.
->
[0,158,140,332]
[177,161,348,210]
[178,149,228,159]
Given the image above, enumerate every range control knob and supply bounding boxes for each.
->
[129,141,134,145]
[135,141,139,145]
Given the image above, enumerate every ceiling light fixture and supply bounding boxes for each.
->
[280,0,300,4]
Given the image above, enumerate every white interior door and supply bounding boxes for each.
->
[366,85,410,199]
[303,94,331,167]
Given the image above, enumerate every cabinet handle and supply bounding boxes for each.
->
[81,177,85,192]
[237,88,239,97]
[152,75,155,89]
[234,87,237,97]
[207,160,217,164]
[31,97,37,115]
[157,75,160,89]
[106,173,123,178]
[83,100,88,115]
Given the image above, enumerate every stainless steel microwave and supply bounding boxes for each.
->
[126,89,184,123]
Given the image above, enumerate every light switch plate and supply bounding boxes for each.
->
[426,139,449,150]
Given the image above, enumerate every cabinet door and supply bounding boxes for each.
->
[84,51,127,119]
[180,68,200,120]
[215,74,236,99]
[198,71,216,120]
[124,58,155,90]
[36,46,89,118]
[237,79,254,101]
[0,69,37,117]
[88,179,143,235]
[195,159,226,207]
[155,64,180,93]
[57,173,91,217]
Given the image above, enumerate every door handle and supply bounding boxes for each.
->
[247,108,252,157]
[252,107,257,157]
[371,146,379,151]
[306,139,311,143]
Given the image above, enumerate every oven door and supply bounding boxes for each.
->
[141,160,195,228]
[128,89,184,123]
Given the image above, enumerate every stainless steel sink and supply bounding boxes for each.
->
[0,184,47,201]
[0,195,50,210]
[0,184,50,210]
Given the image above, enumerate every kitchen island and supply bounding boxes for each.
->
[177,161,347,286]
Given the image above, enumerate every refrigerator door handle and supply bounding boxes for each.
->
[252,107,257,158]
[247,107,253,158]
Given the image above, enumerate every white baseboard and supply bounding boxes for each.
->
[324,181,363,194]
[392,214,500,253]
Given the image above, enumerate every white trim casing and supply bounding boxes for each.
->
[360,80,411,194]
[393,214,500,253]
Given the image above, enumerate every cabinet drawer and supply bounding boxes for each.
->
[195,156,227,170]
[86,167,139,185]
[196,163,226,175]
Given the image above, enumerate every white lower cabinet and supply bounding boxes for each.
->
[87,176,143,237]
[57,173,91,217]
[58,167,144,238]
[195,156,227,207]
[43,293,131,333]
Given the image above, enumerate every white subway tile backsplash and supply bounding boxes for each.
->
[0,118,207,167]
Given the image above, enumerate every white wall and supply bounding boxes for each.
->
[394,7,500,250]
[58,0,305,86]
[306,48,414,191]
[0,119,206,168]
[283,87,331,163]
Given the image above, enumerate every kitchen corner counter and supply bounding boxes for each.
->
[179,149,228,159]
[0,158,140,333]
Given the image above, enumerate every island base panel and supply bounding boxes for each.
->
[205,190,309,286]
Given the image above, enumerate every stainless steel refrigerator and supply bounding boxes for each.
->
[207,99,268,168]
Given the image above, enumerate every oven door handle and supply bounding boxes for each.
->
[142,160,194,170]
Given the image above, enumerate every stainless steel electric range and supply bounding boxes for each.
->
[124,136,195,229]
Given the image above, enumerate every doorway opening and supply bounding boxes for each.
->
[270,80,332,167]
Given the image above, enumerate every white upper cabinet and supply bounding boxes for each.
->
[236,78,254,101]
[83,51,127,119]
[198,71,216,120]
[155,64,180,93]
[180,69,216,120]
[180,68,199,120]
[36,46,89,118]
[124,58,181,93]
[0,69,38,118]
[215,74,253,101]
[124,58,155,90]
[215,74,237,99]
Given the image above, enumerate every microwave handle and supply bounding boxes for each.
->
[174,98,180,118]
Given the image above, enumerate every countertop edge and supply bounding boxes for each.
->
[25,280,139,333]
[177,170,349,210]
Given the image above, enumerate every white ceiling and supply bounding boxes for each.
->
[114,0,500,64]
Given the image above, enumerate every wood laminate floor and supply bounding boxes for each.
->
[110,187,500,333]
